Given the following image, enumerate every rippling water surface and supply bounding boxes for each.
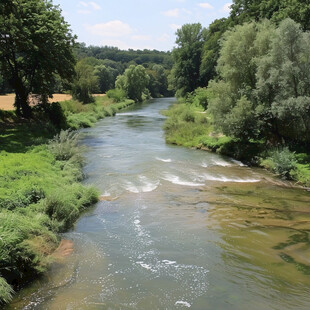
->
[7,98,310,309]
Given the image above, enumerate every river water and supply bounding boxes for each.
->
[7,98,310,309]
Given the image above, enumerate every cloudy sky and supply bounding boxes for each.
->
[54,0,232,51]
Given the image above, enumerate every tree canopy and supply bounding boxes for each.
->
[0,0,76,117]
[207,19,310,143]
[115,65,150,102]
[170,23,207,97]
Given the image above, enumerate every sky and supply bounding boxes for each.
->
[53,0,232,51]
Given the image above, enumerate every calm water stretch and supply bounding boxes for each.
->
[7,98,310,309]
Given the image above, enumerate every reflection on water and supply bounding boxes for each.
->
[6,98,310,310]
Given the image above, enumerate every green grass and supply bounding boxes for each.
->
[0,95,134,304]
[0,133,99,303]
[60,96,134,129]
[162,103,211,147]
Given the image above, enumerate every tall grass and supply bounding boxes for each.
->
[0,93,134,304]
[0,129,99,304]
[162,103,211,147]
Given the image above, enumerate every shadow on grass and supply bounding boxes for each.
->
[0,123,57,153]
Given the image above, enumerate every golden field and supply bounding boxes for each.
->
[0,94,105,110]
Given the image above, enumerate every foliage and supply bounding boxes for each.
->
[115,65,150,102]
[170,23,207,97]
[75,43,173,68]
[71,61,98,104]
[0,0,76,117]
[256,19,310,142]
[106,88,127,102]
[230,0,310,31]
[261,148,297,179]
[162,103,211,147]
[200,18,231,86]
[94,64,118,93]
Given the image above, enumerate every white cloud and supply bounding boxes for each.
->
[78,1,101,12]
[86,20,133,37]
[198,3,214,9]
[158,33,170,42]
[222,3,232,13]
[162,8,180,17]
[89,1,101,10]
[170,24,181,31]
[132,35,151,41]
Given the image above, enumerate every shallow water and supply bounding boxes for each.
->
[7,98,310,309]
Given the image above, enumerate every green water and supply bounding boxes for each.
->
[7,98,310,309]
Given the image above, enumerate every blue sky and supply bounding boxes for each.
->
[54,0,232,51]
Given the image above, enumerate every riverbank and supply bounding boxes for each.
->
[0,96,134,304]
[162,102,310,187]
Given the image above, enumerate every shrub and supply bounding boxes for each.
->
[48,129,84,164]
[262,147,297,179]
[106,88,126,102]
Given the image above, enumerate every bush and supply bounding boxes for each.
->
[48,129,84,164]
[261,147,297,179]
[106,88,126,102]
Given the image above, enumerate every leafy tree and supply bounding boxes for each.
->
[115,65,149,102]
[0,0,76,117]
[256,19,310,142]
[230,0,310,30]
[94,65,116,93]
[200,18,231,86]
[170,23,207,97]
[207,21,275,140]
[147,64,169,98]
[71,61,98,104]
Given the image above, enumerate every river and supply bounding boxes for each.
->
[7,98,310,309]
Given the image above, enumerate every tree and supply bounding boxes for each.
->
[115,65,149,102]
[256,19,310,142]
[230,0,310,30]
[147,64,169,98]
[207,21,275,140]
[200,18,231,86]
[170,23,207,97]
[0,0,76,117]
[71,61,98,104]
[94,65,117,93]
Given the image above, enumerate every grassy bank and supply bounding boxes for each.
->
[0,96,134,304]
[163,103,310,187]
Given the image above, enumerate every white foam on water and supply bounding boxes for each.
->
[211,159,232,167]
[124,177,159,193]
[156,157,172,163]
[162,260,177,265]
[231,159,247,166]
[201,162,208,168]
[101,191,111,197]
[136,261,156,272]
[175,301,191,307]
[163,174,204,187]
[200,174,260,183]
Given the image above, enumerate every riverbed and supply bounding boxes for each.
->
[6,98,310,310]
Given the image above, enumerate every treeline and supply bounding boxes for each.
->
[166,0,310,184]
[71,48,173,105]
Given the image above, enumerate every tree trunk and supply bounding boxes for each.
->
[14,81,32,118]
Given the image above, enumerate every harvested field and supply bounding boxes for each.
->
[0,93,105,111]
